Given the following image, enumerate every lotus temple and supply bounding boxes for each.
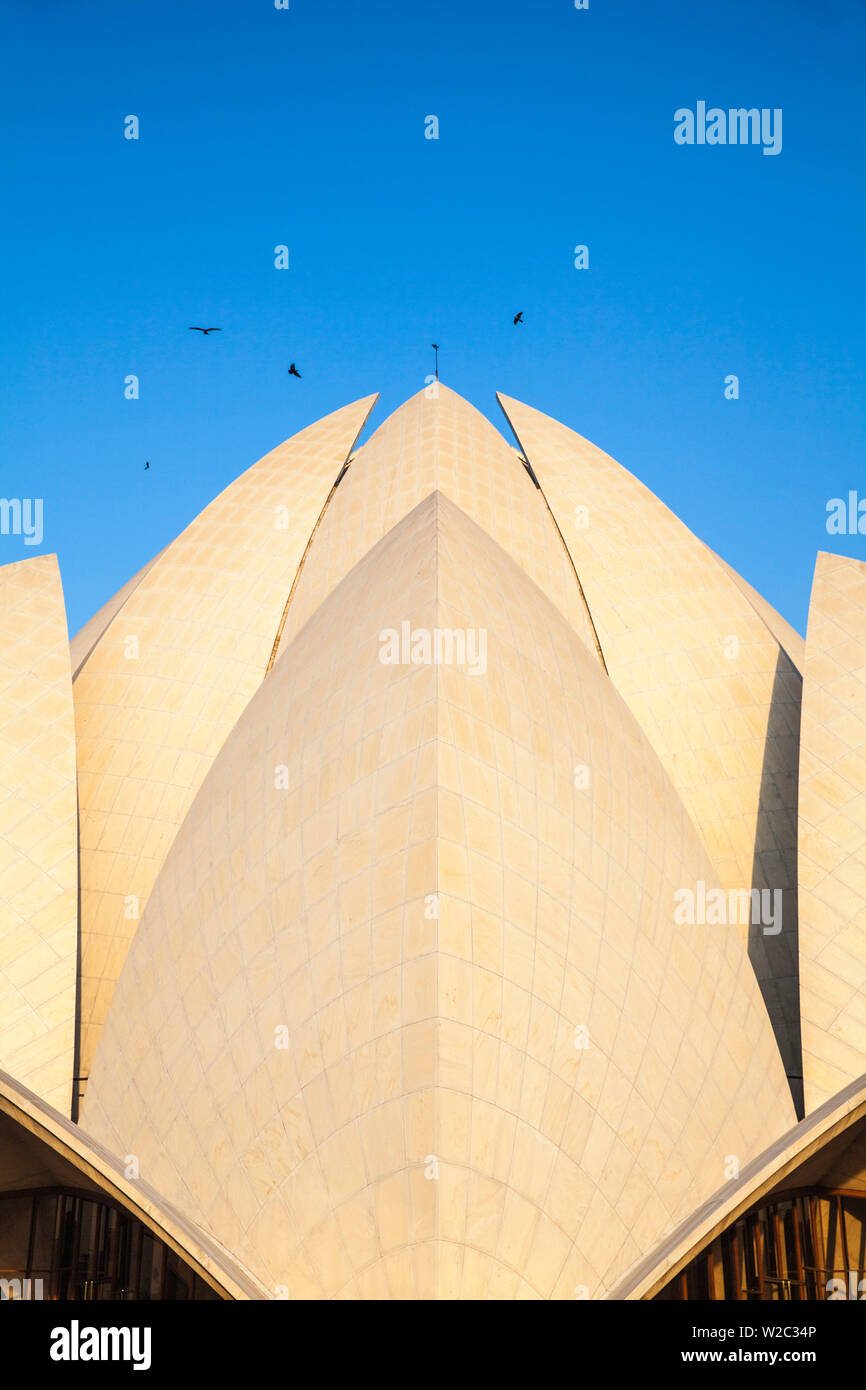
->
[2,384,866,1301]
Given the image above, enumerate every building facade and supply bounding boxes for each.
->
[1,385,863,1299]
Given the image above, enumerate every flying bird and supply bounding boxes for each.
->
[288,363,302,378]
[188,326,221,335]
[144,461,150,470]
[513,312,524,325]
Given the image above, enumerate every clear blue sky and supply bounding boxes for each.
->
[1,0,863,637]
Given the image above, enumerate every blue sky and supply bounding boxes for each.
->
[1,0,863,636]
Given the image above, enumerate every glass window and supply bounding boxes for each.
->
[0,1189,221,1301]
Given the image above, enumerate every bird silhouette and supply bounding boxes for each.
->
[189,326,220,335]
[513,312,524,325]
[144,461,150,470]
[288,363,302,378]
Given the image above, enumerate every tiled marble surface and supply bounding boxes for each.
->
[82,494,794,1298]
[0,555,77,1114]
[799,553,866,1108]
[498,393,803,1099]
[73,397,376,1083]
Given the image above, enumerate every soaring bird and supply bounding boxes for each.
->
[288,363,302,378]
[513,312,524,325]
[144,461,150,470]
[189,326,221,335]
